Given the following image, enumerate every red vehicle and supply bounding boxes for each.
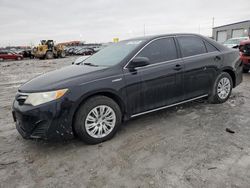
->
[0,51,23,61]
[239,40,250,73]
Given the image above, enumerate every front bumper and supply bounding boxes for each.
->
[12,97,75,141]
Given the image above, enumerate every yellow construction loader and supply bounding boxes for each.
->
[32,40,66,59]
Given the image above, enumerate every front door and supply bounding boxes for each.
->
[124,37,184,115]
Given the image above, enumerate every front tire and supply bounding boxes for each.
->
[74,96,122,144]
[208,72,233,104]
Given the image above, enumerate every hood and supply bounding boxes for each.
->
[19,65,107,92]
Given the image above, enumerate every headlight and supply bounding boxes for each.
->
[24,89,68,106]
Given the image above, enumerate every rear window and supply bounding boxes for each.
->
[177,36,206,57]
[204,41,218,52]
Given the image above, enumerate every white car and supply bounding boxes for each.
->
[223,37,249,48]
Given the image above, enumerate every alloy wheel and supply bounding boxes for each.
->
[85,105,116,138]
[217,77,231,99]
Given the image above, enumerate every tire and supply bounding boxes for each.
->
[59,51,66,58]
[45,51,53,59]
[208,72,233,104]
[74,96,122,144]
[242,67,249,73]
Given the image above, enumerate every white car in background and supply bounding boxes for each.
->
[223,37,249,48]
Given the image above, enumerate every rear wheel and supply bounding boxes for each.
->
[208,72,233,104]
[74,96,122,144]
[59,51,66,58]
[45,51,53,59]
[243,67,249,73]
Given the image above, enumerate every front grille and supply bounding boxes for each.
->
[242,44,250,56]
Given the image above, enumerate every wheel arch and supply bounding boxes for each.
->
[71,90,126,132]
[221,68,236,87]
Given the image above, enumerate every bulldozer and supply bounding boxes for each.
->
[32,40,66,59]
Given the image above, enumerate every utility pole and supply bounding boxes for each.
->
[211,17,215,38]
[143,24,146,36]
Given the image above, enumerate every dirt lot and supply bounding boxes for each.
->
[0,57,250,188]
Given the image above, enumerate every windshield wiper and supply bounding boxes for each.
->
[83,62,99,67]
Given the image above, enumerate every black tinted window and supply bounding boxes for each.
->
[204,41,218,52]
[136,38,178,64]
[178,36,206,57]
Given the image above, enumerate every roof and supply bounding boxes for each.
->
[126,33,204,41]
[213,20,250,29]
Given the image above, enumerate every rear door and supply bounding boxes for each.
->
[176,35,220,100]
[7,52,15,59]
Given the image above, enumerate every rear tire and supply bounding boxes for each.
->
[45,51,53,59]
[208,72,233,104]
[59,51,66,58]
[74,96,122,144]
[243,67,249,73]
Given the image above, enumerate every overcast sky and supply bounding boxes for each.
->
[0,0,249,46]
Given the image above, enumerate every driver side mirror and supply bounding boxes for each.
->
[127,57,150,70]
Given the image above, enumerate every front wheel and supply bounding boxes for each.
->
[208,72,233,104]
[74,96,122,144]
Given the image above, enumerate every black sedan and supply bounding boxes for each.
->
[12,34,242,144]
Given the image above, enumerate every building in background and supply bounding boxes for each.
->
[212,20,250,43]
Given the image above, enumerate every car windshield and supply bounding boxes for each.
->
[80,40,144,67]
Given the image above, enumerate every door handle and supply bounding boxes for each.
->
[214,56,221,61]
[173,64,182,71]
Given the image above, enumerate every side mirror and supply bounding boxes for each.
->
[127,57,150,69]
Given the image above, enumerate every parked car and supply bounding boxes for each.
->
[0,51,23,61]
[223,37,249,48]
[239,39,250,73]
[12,34,242,144]
[18,49,34,59]
[75,48,95,56]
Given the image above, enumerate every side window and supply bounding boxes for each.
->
[136,38,178,64]
[204,41,218,52]
[177,36,206,57]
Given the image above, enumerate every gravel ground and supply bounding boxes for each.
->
[0,57,250,188]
